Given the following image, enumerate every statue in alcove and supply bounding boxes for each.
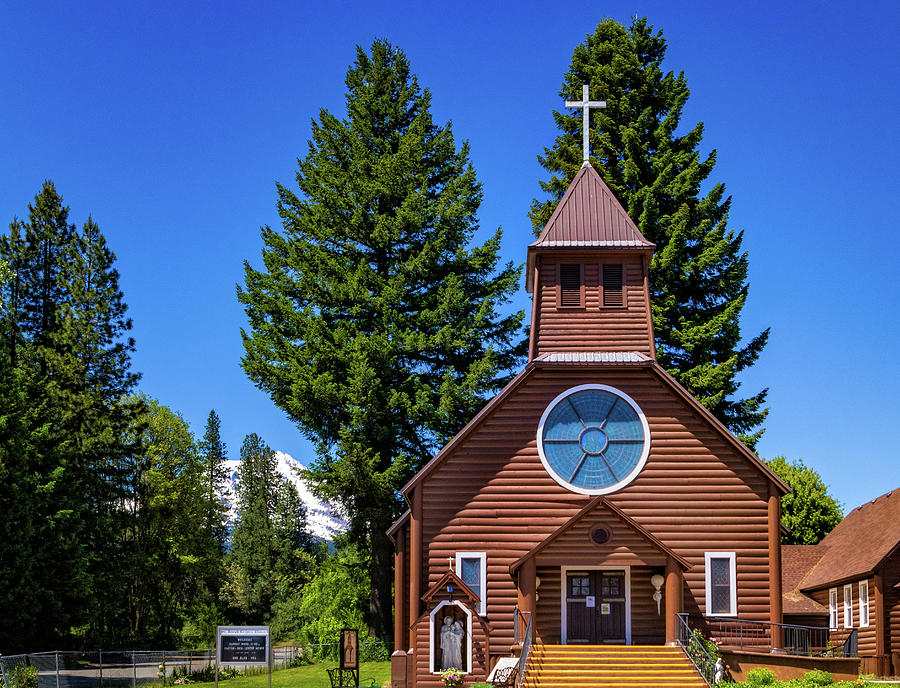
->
[440,615,464,670]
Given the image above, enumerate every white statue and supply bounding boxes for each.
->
[714,658,725,685]
[440,616,464,670]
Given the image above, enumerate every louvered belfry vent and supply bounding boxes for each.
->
[559,264,582,307]
[602,264,624,307]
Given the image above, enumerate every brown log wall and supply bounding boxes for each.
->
[533,257,654,357]
[535,566,562,644]
[414,365,773,680]
[809,583,878,656]
[886,553,900,655]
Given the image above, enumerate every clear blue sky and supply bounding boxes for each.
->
[2,1,898,513]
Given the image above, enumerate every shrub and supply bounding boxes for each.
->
[4,667,38,688]
[804,669,833,686]
[745,667,777,686]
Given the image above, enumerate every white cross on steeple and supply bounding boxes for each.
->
[565,84,606,164]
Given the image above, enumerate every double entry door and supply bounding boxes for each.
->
[566,570,626,644]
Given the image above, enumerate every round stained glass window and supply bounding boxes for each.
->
[537,384,650,495]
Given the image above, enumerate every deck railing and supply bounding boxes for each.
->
[699,616,857,657]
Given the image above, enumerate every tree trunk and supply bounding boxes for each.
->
[368,523,395,640]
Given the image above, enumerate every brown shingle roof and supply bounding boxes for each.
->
[782,544,828,614]
[531,164,655,250]
[801,487,900,591]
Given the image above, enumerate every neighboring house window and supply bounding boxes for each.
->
[859,581,869,627]
[829,588,839,629]
[704,552,737,616]
[558,264,584,308]
[456,552,487,615]
[843,584,853,628]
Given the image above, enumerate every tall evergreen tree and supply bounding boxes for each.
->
[238,39,525,636]
[199,409,230,551]
[531,18,769,446]
[0,182,141,649]
[228,434,281,623]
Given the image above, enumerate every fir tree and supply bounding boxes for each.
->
[238,39,525,636]
[0,182,141,649]
[531,18,769,446]
[199,409,230,551]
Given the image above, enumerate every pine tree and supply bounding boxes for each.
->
[238,39,525,636]
[0,182,142,649]
[199,409,230,551]
[228,433,281,623]
[531,18,769,446]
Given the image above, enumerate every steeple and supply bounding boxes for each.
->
[526,163,656,361]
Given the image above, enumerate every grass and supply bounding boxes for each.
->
[186,662,391,688]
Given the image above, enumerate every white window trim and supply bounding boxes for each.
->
[429,600,473,674]
[843,584,853,629]
[859,580,869,628]
[456,551,487,615]
[704,552,737,617]
[829,588,839,630]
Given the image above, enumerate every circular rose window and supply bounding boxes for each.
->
[537,384,650,495]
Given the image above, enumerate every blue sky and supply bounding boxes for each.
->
[2,1,898,513]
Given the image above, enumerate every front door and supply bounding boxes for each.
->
[565,571,626,644]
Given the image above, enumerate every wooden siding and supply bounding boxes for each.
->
[535,566,562,644]
[533,256,654,357]
[414,365,773,670]
[809,582,878,655]
[533,503,669,569]
[413,596,490,688]
[886,553,900,654]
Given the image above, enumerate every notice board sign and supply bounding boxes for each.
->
[340,628,359,670]
[217,626,270,665]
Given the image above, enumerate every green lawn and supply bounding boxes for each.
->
[187,662,391,688]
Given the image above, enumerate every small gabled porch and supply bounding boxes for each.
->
[509,496,691,647]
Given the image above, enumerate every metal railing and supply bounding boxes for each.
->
[514,608,533,688]
[676,613,717,687]
[700,615,858,657]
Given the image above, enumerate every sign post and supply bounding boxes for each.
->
[216,626,271,688]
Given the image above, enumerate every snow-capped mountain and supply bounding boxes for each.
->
[224,451,348,542]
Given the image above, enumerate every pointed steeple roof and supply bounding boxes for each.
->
[526,163,654,293]
[532,163,655,249]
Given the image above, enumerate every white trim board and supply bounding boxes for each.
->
[455,551,487,616]
[560,566,632,645]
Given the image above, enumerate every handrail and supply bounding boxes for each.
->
[676,613,717,687]
[515,610,533,688]
[698,615,857,657]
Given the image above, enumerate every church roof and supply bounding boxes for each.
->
[781,545,829,615]
[800,487,900,591]
[526,164,654,292]
[531,164,655,249]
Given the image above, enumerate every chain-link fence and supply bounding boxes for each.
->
[0,641,390,688]
[0,647,294,688]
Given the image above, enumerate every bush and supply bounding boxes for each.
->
[745,667,777,686]
[804,670,833,686]
[3,667,38,688]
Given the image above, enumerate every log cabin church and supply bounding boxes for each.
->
[388,97,791,688]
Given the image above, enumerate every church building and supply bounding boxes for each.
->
[388,96,788,688]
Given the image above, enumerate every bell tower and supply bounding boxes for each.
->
[526,163,656,361]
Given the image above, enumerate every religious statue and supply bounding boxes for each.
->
[714,658,725,685]
[440,616,464,670]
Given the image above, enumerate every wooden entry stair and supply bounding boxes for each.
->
[522,645,707,688]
